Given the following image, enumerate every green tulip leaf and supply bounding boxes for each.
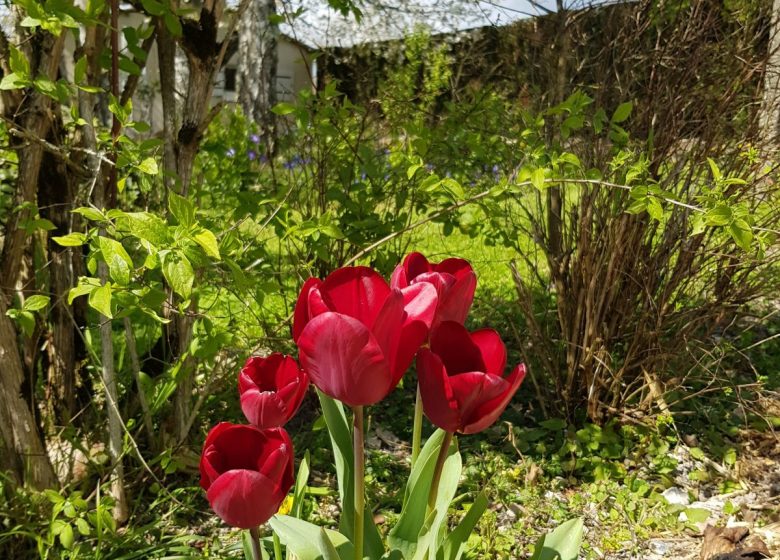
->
[317,392,384,558]
[529,517,584,560]
[441,491,489,560]
[269,515,353,560]
[388,429,461,559]
[291,449,311,519]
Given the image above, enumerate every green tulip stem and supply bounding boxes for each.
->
[411,383,423,468]
[427,431,454,511]
[249,527,263,560]
[353,405,365,560]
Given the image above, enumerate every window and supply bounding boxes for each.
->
[224,68,237,92]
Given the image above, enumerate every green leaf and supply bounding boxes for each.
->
[59,522,74,550]
[0,72,29,90]
[74,55,87,84]
[407,162,423,180]
[440,177,465,199]
[388,429,461,559]
[9,45,30,76]
[23,295,50,312]
[88,283,112,318]
[729,219,753,251]
[317,527,343,560]
[192,228,221,260]
[118,56,141,76]
[271,102,297,116]
[73,207,107,222]
[164,12,182,36]
[707,158,722,182]
[122,212,171,247]
[241,531,270,560]
[646,197,663,221]
[140,0,166,15]
[292,450,311,519]
[611,101,633,124]
[162,251,194,299]
[683,507,710,525]
[75,517,91,536]
[269,515,354,560]
[441,492,489,560]
[530,518,583,560]
[706,204,732,227]
[625,199,647,215]
[137,157,158,175]
[98,237,133,286]
[317,392,384,558]
[68,280,98,305]
[53,232,87,246]
[168,192,195,228]
[531,168,546,190]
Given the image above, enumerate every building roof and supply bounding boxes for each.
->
[278,0,596,50]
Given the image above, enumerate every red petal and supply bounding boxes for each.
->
[401,282,438,330]
[417,349,461,433]
[297,312,393,406]
[430,321,485,374]
[413,271,457,294]
[317,266,390,328]
[200,422,240,489]
[207,424,269,469]
[239,354,283,393]
[390,263,409,290]
[448,371,507,423]
[435,270,476,326]
[293,278,322,342]
[370,289,405,372]
[240,390,289,429]
[461,363,526,435]
[200,445,221,490]
[470,329,506,375]
[206,469,284,528]
[239,355,308,428]
[401,252,432,282]
[434,257,474,279]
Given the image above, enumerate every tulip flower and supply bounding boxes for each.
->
[390,252,476,329]
[199,423,294,529]
[417,321,526,435]
[239,354,309,429]
[293,266,437,406]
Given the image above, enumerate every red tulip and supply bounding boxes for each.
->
[417,321,526,435]
[239,354,309,429]
[390,252,476,329]
[293,266,437,406]
[200,423,294,528]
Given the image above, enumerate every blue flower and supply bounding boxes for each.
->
[226,148,236,158]
[248,150,257,161]
[249,134,261,144]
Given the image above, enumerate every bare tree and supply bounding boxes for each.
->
[238,0,279,133]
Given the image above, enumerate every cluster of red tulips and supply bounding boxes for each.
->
[199,252,526,542]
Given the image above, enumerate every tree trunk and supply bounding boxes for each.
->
[158,0,235,444]
[0,24,64,489]
[0,297,58,489]
[0,31,66,293]
[238,0,278,134]
[38,121,80,427]
[759,0,780,148]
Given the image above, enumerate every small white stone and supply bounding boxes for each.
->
[662,487,690,506]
